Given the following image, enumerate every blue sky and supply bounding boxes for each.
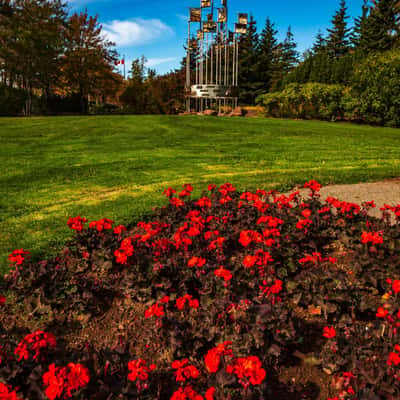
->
[69,0,366,75]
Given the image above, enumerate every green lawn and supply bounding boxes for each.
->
[1,115,399,274]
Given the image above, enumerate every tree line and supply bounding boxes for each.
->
[244,0,399,126]
[0,0,399,124]
[0,0,121,115]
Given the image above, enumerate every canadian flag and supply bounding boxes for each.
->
[115,59,125,66]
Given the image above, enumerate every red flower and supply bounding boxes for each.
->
[114,237,134,264]
[205,387,215,400]
[66,216,87,232]
[187,225,201,236]
[196,197,212,208]
[113,225,127,235]
[188,257,206,268]
[43,363,89,400]
[163,187,177,198]
[171,359,200,382]
[260,279,283,298]
[301,209,312,218]
[323,326,336,339]
[0,295,5,306]
[160,296,170,304]
[257,215,284,228]
[89,218,114,231]
[376,307,389,318]
[15,330,56,362]
[361,231,383,245]
[8,249,30,266]
[204,341,233,373]
[243,255,258,268]
[170,386,203,400]
[128,359,156,382]
[392,280,400,294]
[66,363,90,393]
[388,348,400,366]
[304,180,322,192]
[0,383,24,400]
[144,303,165,318]
[208,184,217,191]
[214,266,232,282]
[179,184,193,198]
[239,230,262,247]
[299,252,322,265]
[171,197,185,207]
[219,183,236,195]
[208,236,225,250]
[226,356,266,388]
[296,219,312,230]
[176,295,199,310]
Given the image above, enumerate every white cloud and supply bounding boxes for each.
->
[102,18,174,47]
[176,14,188,23]
[146,57,180,68]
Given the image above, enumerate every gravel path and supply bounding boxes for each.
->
[295,179,400,218]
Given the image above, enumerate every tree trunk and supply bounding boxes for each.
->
[79,85,87,113]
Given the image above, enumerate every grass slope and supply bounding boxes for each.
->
[1,115,399,273]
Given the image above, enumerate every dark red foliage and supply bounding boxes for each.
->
[1,181,400,399]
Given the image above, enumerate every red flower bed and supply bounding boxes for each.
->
[1,181,400,399]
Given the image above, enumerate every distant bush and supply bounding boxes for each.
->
[256,82,346,121]
[0,85,26,116]
[349,50,400,127]
[88,102,121,115]
[258,50,400,128]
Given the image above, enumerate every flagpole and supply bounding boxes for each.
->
[123,55,126,80]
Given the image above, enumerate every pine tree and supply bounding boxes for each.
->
[351,0,370,48]
[312,31,327,54]
[256,17,279,95]
[280,26,299,74]
[238,15,259,104]
[326,0,351,58]
[361,0,399,52]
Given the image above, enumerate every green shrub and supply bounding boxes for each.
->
[351,50,400,127]
[256,82,346,121]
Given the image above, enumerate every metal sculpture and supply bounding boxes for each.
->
[185,0,248,113]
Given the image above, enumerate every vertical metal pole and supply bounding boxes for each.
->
[219,38,222,84]
[216,24,219,86]
[186,21,191,112]
[199,29,203,112]
[211,34,214,84]
[232,36,236,88]
[123,54,126,80]
[205,33,208,86]
[235,33,239,108]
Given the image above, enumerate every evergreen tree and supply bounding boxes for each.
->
[312,31,327,54]
[256,17,279,95]
[238,15,259,103]
[361,0,399,52]
[280,26,299,73]
[351,0,370,48]
[326,0,351,58]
